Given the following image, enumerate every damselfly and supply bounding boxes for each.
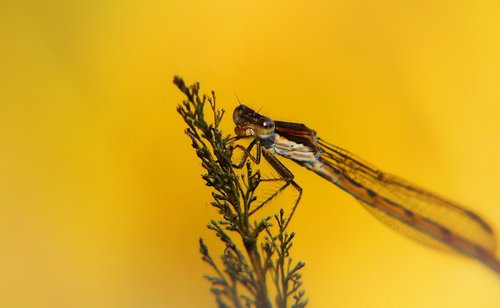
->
[231,104,500,275]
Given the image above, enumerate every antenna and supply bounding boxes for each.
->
[234,92,243,105]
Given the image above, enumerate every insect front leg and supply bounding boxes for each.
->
[231,138,261,169]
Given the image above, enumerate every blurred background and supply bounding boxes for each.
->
[1,0,500,307]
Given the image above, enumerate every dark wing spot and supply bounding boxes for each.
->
[403,208,415,218]
[366,189,377,198]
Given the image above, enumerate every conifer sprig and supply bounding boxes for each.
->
[174,76,307,308]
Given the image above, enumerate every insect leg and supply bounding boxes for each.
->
[249,150,302,229]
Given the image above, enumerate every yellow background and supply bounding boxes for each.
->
[1,1,500,307]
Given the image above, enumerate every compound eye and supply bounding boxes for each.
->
[233,105,246,125]
[255,117,275,138]
[261,119,275,130]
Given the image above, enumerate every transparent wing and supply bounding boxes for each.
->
[318,138,497,255]
[358,199,457,254]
